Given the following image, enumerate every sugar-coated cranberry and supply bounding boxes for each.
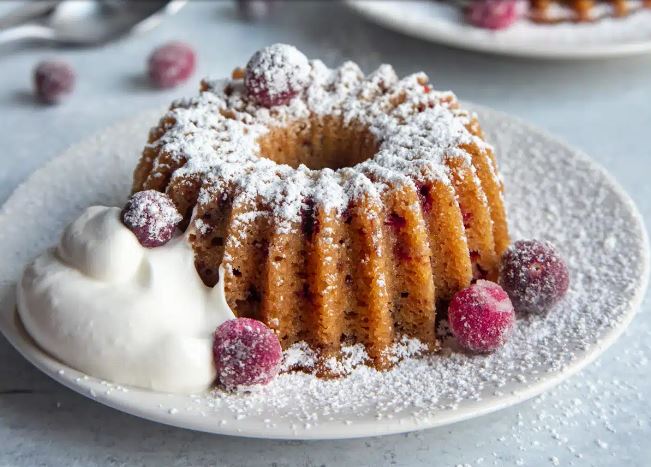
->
[466,0,520,30]
[448,280,515,353]
[147,42,196,89]
[237,0,274,20]
[499,239,570,315]
[244,43,310,107]
[213,318,282,391]
[121,190,182,247]
[33,60,75,104]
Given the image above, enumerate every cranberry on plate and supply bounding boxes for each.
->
[448,280,515,353]
[213,318,282,391]
[466,0,520,30]
[499,239,570,315]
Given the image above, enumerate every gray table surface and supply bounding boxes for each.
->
[1,2,650,466]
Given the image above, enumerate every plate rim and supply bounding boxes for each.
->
[0,105,648,440]
[346,0,651,59]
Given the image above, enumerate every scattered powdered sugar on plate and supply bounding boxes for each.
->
[0,106,647,438]
[173,109,648,427]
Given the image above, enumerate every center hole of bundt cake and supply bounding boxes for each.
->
[257,118,378,170]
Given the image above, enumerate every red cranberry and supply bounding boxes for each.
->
[448,280,515,353]
[394,244,411,262]
[469,251,489,281]
[244,43,310,107]
[213,318,282,391]
[417,184,433,213]
[301,199,319,238]
[385,212,406,230]
[466,0,520,30]
[499,240,570,315]
[462,211,473,229]
[33,60,75,104]
[121,190,182,247]
[148,42,196,89]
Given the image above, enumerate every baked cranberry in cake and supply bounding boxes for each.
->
[385,213,406,230]
[417,184,433,213]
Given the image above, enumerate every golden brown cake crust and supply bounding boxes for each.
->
[132,57,510,370]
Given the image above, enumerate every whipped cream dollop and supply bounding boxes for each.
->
[17,206,235,393]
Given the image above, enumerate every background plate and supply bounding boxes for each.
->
[0,106,648,439]
[347,1,651,59]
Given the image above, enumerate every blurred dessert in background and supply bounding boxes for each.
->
[452,0,651,30]
[529,0,651,24]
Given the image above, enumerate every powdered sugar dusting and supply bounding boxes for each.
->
[147,49,490,240]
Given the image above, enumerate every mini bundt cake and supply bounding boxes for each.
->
[132,44,510,370]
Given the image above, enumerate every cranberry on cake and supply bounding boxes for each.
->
[133,43,510,371]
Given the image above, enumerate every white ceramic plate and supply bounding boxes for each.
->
[0,107,648,439]
[347,1,651,59]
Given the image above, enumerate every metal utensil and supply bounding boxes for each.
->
[0,1,61,30]
[0,0,187,47]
